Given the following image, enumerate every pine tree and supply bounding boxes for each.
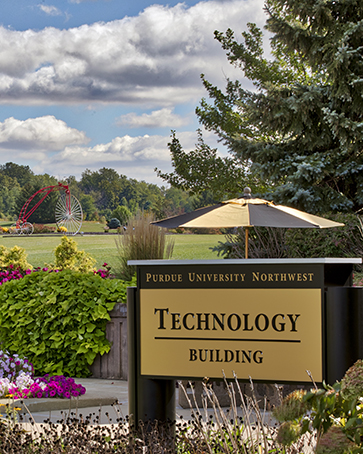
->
[159,0,363,213]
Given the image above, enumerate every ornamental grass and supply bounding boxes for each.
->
[115,211,174,281]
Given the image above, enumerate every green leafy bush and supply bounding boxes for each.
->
[111,206,131,225]
[285,213,363,260]
[0,270,135,377]
[0,245,32,271]
[273,360,363,451]
[53,236,96,273]
[107,218,121,229]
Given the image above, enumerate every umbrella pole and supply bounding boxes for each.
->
[245,227,249,259]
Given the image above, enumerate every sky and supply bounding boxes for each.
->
[0,0,267,185]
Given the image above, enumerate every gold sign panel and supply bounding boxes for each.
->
[140,288,323,382]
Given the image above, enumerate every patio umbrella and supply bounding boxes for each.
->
[151,188,344,258]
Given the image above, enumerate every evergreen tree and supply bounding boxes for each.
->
[159,0,363,213]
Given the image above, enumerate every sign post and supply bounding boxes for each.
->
[128,258,362,425]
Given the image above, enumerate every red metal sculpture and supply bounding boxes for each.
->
[10,182,82,235]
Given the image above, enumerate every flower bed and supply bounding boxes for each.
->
[0,263,112,286]
[0,350,85,400]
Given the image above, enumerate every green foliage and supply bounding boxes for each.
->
[54,236,96,273]
[156,130,263,200]
[273,360,363,451]
[0,161,199,222]
[115,212,174,281]
[0,270,136,377]
[214,226,288,259]
[0,245,32,271]
[273,389,311,423]
[161,1,363,213]
[214,213,363,266]
[15,174,59,224]
[107,218,121,229]
[285,213,363,261]
[111,206,131,225]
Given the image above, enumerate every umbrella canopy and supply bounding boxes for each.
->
[152,188,344,258]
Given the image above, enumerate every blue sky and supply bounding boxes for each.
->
[0,0,266,184]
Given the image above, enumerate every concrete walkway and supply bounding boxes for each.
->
[1,378,272,425]
[0,378,211,424]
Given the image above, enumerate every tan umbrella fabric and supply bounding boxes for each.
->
[152,190,344,258]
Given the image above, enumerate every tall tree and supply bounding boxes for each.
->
[156,130,259,200]
[159,0,363,213]
[14,174,58,224]
[0,162,34,187]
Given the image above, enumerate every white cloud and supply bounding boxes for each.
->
[29,130,217,183]
[0,0,266,105]
[116,108,190,128]
[0,116,89,151]
[38,5,62,16]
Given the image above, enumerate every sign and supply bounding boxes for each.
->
[138,263,324,382]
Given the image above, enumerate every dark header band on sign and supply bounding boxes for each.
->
[139,264,324,289]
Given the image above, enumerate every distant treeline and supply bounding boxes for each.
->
[0,162,204,224]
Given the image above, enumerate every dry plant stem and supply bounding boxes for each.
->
[204,382,239,453]
[21,399,39,430]
[180,382,214,454]
[247,377,270,452]
[306,370,319,391]
[189,381,214,454]
[233,373,256,447]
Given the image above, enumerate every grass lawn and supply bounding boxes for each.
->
[0,233,224,270]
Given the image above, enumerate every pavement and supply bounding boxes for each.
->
[0,378,274,425]
[0,378,274,424]
[0,378,226,425]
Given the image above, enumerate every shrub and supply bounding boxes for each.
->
[213,227,287,258]
[273,359,363,451]
[0,245,32,272]
[284,212,362,256]
[32,224,56,234]
[0,270,135,377]
[115,212,174,281]
[53,236,96,273]
[213,213,363,265]
[108,218,121,229]
[111,206,131,225]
